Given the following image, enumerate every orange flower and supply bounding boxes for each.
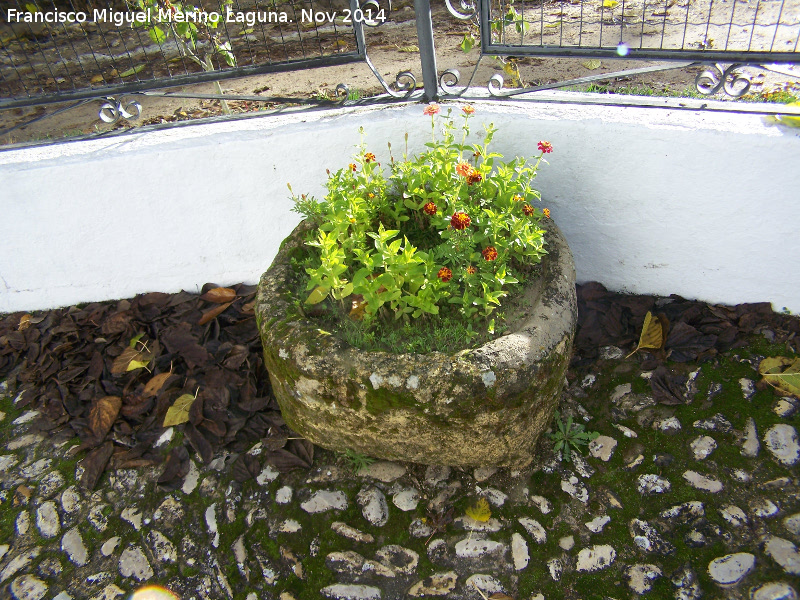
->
[543,208,551,218]
[466,265,477,275]
[522,204,534,216]
[513,194,524,202]
[423,103,441,116]
[538,141,553,154]
[437,267,452,282]
[462,105,475,115]
[368,193,375,198]
[364,152,376,163]
[450,212,471,230]
[456,162,472,177]
[467,171,482,185]
[482,246,498,261]
[349,163,357,172]
[423,201,437,216]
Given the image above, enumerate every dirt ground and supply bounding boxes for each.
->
[1,0,798,147]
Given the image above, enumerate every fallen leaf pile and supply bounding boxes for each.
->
[0,283,313,490]
[575,282,800,364]
[1,281,797,490]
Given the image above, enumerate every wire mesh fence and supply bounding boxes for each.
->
[480,0,800,61]
[0,0,364,107]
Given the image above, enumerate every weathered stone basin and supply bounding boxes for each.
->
[256,218,577,468]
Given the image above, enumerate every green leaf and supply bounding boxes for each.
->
[149,25,167,44]
[119,64,146,78]
[305,286,328,305]
[25,3,39,12]
[759,356,800,398]
[129,332,145,348]
[162,393,196,427]
[460,33,475,53]
[126,359,150,372]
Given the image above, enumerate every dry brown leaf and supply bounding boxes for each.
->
[18,314,31,331]
[143,372,173,398]
[88,396,121,439]
[111,347,152,375]
[200,287,236,304]
[465,497,492,522]
[79,441,114,490]
[198,301,233,326]
[626,311,665,358]
[349,295,367,320]
[489,594,515,600]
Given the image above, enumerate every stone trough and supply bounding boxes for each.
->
[256,217,578,468]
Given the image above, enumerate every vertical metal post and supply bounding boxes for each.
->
[414,0,439,101]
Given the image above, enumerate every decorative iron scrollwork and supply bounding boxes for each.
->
[334,83,351,101]
[98,97,143,124]
[363,52,417,98]
[439,59,484,97]
[445,0,477,20]
[360,0,390,27]
[391,71,418,98]
[695,64,751,98]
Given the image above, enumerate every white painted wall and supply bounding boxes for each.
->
[1,93,799,314]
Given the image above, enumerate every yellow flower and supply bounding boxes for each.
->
[543,208,551,218]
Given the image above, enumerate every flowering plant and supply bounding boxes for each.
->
[290,103,552,332]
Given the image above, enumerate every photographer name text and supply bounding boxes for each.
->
[5,7,386,26]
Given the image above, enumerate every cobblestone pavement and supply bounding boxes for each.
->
[1,334,799,600]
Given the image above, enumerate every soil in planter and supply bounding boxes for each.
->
[288,237,545,354]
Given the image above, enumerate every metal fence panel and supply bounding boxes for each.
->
[478,0,800,62]
[0,0,366,108]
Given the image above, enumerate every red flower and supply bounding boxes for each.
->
[349,163,357,172]
[437,267,452,282]
[462,105,475,115]
[456,162,472,177]
[482,246,498,261]
[466,265,477,275]
[466,171,482,185]
[522,204,534,216]
[423,103,441,116]
[364,152,376,163]
[450,212,471,230]
[423,201,437,216]
[538,141,553,154]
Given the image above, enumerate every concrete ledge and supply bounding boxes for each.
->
[1,92,799,313]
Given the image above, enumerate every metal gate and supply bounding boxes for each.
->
[438,0,799,98]
[1,0,799,141]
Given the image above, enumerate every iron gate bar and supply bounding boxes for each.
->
[478,45,800,64]
[414,0,438,101]
[0,52,364,110]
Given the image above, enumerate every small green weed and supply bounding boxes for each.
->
[547,411,599,462]
[343,448,374,474]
